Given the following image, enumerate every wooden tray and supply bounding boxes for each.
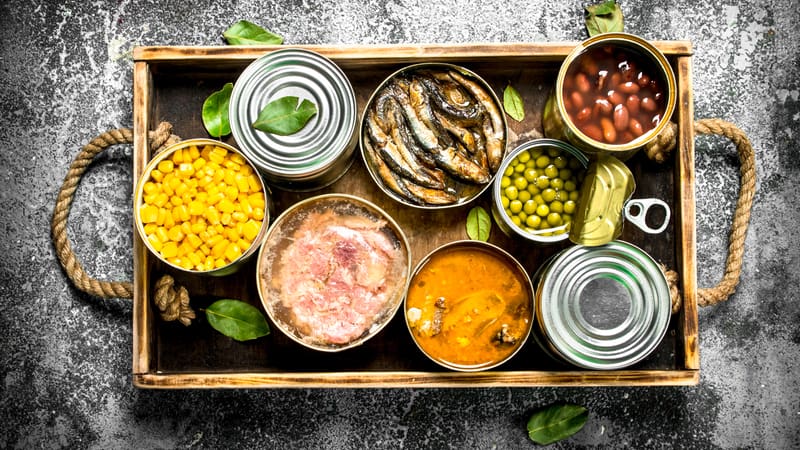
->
[132,43,698,388]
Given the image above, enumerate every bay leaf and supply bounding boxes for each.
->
[503,84,525,122]
[202,82,233,139]
[527,403,588,445]
[585,0,624,36]
[252,96,318,136]
[466,206,491,242]
[205,299,270,342]
[223,20,283,45]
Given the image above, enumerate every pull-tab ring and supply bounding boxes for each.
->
[624,199,671,234]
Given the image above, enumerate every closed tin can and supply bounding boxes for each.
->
[229,48,357,191]
[542,33,677,160]
[531,241,671,370]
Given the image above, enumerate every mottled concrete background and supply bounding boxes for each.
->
[1,0,798,448]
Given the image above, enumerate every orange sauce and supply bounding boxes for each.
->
[405,245,532,369]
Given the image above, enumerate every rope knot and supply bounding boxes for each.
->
[154,275,195,326]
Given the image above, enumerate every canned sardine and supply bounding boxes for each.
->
[230,48,357,191]
[531,241,671,370]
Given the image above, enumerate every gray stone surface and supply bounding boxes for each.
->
[1,0,798,448]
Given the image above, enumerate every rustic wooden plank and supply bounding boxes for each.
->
[132,61,153,375]
[133,369,699,389]
[675,55,700,370]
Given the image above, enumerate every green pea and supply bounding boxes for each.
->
[559,168,573,181]
[533,194,544,205]
[535,175,550,189]
[501,196,510,209]
[531,148,544,159]
[524,168,538,182]
[514,176,528,190]
[544,164,559,179]
[564,180,577,192]
[554,155,568,168]
[569,191,580,202]
[511,215,522,227]
[563,200,576,214]
[526,159,537,168]
[536,203,549,217]
[527,184,541,195]
[518,190,531,203]
[504,165,514,177]
[504,185,519,200]
[509,199,523,213]
[547,147,561,157]
[550,200,564,213]
[500,176,511,188]
[518,211,528,222]
[517,150,531,163]
[514,163,526,173]
[535,155,550,168]
[523,200,536,215]
[526,214,541,228]
[550,178,564,190]
[555,190,570,202]
[541,188,556,203]
[547,213,562,226]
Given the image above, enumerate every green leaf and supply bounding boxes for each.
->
[252,96,318,136]
[205,299,270,342]
[503,84,525,122]
[202,82,233,139]
[223,20,283,45]
[466,206,491,241]
[585,0,625,36]
[527,403,588,445]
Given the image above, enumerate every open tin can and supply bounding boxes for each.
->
[230,48,358,191]
[543,33,677,160]
[531,240,671,370]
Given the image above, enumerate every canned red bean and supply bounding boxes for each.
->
[543,33,676,160]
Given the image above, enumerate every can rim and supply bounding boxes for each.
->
[555,32,677,152]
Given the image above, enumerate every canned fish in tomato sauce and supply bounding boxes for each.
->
[531,240,671,370]
[229,48,357,191]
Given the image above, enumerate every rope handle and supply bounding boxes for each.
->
[51,122,179,299]
[647,118,757,310]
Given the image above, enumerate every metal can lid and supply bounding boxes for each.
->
[534,240,671,370]
[229,48,356,182]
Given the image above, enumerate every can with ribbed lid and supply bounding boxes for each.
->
[531,240,671,370]
[229,48,357,191]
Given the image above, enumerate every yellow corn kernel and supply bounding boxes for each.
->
[240,164,253,176]
[156,227,169,244]
[223,160,241,172]
[248,192,265,209]
[230,152,246,165]
[150,169,164,182]
[200,244,211,257]
[200,145,213,160]
[188,251,202,268]
[163,210,176,228]
[190,220,206,234]
[169,195,183,207]
[140,204,159,223]
[178,242,193,258]
[218,198,235,214]
[224,243,242,262]
[167,175,182,192]
[171,149,183,164]
[206,226,218,237]
[252,207,265,220]
[214,223,225,235]
[204,256,215,271]
[235,221,245,237]
[212,168,226,183]
[180,258,193,271]
[143,223,158,235]
[175,182,188,198]
[224,185,239,200]
[197,175,213,188]
[167,225,184,242]
[154,193,169,208]
[192,157,207,171]
[156,207,168,226]
[181,194,193,207]
[188,145,200,160]
[147,234,162,251]
[242,220,262,241]
[188,200,205,216]
[206,206,221,225]
[207,190,225,206]
[232,211,247,223]
[206,234,224,248]
[220,213,232,226]
[247,174,262,193]
[161,241,178,259]
[143,193,158,205]
[238,196,254,217]
[211,238,230,258]
[177,162,195,178]
[143,181,158,195]
[237,239,251,251]
[175,205,190,222]
[223,169,236,186]
[180,221,192,237]
[234,173,250,193]
[226,227,240,243]
[157,160,174,173]
[186,233,202,249]
[214,258,227,269]
[209,148,226,164]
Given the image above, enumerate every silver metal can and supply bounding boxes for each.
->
[531,240,671,370]
[229,48,357,191]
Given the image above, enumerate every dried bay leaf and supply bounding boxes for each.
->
[202,82,233,138]
[205,299,270,342]
[252,96,318,136]
[503,84,525,122]
[466,206,491,242]
[527,403,588,445]
[223,20,283,45]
